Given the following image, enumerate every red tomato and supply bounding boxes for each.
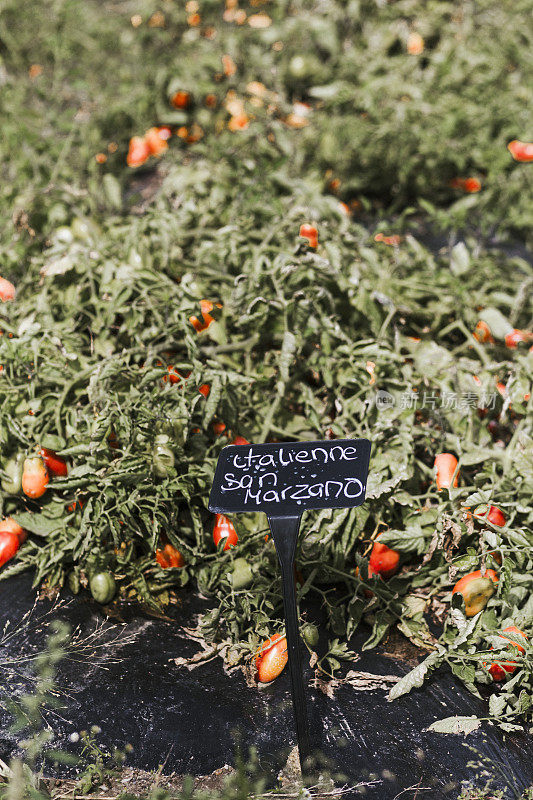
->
[299,223,318,248]
[198,383,210,397]
[156,544,185,568]
[212,421,227,435]
[171,90,191,109]
[505,329,532,348]
[487,626,528,680]
[464,178,481,193]
[450,177,481,193]
[232,435,249,445]
[21,456,49,499]
[0,530,19,568]
[189,300,220,332]
[452,569,498,617]
[40,448,68,477]
[507,140,533,162]
[0,517,26,543]
[369,538,400,578]
[162,365,182,385]
[0,277,16,302]
[473,504,506,527]
[127,136,150,168]
[255,635,288,683]
[374,233,401,246]
[434,453,459,490]
[213,513,238,550]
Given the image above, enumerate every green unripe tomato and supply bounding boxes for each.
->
[301,623,319,648]
[152,438,175,478]
[1,453,24,495]
[90,572,116,604]
[228,557,253,590]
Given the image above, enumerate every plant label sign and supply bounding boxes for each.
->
[209,438,372,516]
[208,438,372,772]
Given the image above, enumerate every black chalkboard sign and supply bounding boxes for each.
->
[208,438,371,516]
[208,437,372,774]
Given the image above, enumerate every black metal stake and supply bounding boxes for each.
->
[267,514,311,771]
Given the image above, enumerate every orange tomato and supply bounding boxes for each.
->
[144,127,169,157]
[452,569,498,617]
[228,113,249,132]
[189,300,220,333]
[255,635,288,683]
[473,320,494,343]
[222,54,236,77]
[213,514,238,550]
[21,456,49,499]
[0,277,16,302]
[374,233,401,246]
[434,453,459,490]
[406,32,424,55]
[127,136,150,168]
[487,626,528,681]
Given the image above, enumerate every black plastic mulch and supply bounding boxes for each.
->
[0,574,531,800]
